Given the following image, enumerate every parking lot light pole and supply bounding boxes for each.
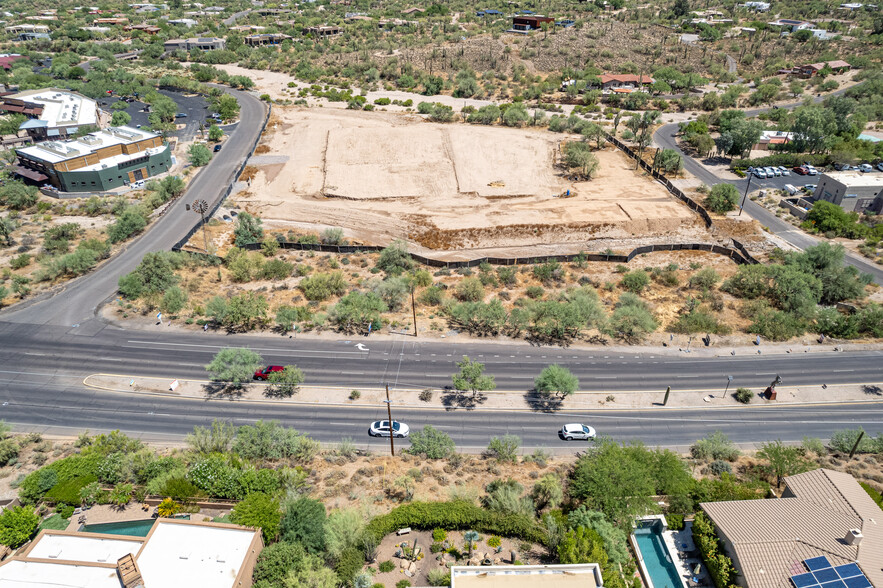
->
[739,173,753,216]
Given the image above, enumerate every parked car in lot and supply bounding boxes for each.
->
[783,184,799,195]
[369,420,410,438]
[754,168,767,178]
[254,365,285,380]
[766,167,781,177]
[793,166,808,175]
[560,423,596,440]
[877,162,883,172]
[804,184,817,193]
[778,166,790,176]
[859,163,873,173]
[806,167,819,176]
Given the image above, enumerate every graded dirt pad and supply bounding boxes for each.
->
[236,106,706,252]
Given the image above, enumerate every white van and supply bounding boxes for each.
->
[783,184,798,195]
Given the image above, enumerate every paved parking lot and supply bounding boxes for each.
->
[96,91,212,140]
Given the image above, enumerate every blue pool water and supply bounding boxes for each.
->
[634,521,684,588]
[81,519,157,537]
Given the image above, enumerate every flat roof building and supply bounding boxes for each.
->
[244,32,292,45]
[452,563,604,588]
[0,519,264,588]
[812,172,883,214]
[164,36,226,51]
[303,25,342,37]
[5,24,51,34]
[0,89,99,141]
[15,125,172,192]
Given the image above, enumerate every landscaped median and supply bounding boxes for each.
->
[82,373,883,411]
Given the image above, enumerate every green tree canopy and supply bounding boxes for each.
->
[534,364,579,398]
[230,492,281,543]
[205,347,263,388]
[452,356,496,397]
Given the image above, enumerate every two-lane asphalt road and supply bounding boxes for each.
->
[653,122,883,284]
[2,87,268,327]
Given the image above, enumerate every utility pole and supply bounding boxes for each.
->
[410,287,418,337]
[663,386,671,406]
[385,384,395,456]
[739,172,753,216]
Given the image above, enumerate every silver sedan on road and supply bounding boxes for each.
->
[560,423,596,440]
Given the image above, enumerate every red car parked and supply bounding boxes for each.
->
[254,365,285,380]
[793,166,808,175]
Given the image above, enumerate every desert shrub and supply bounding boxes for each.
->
[298,271,347,301]
[705,183,739,214]
[231,492,281,543]
[376,240,414,275]
[689,267,720,290]
[691,432,741,461]
[0,506,39,548]
[734,387,753,404]
[419,285,445,306]
[427,569,452,586]
[365,501,546,545]
[829,428,880,454]
[379,560,395,573]
[692,512,738,588]
[669,310,730,335]
[454,277,485,302]
[619,270,649,294]
[608,294,657,342]
[709,460,733,476]
[407,426,456,459]
[486,435,520,463]
[44,475,98,505]
[0,439,19,467]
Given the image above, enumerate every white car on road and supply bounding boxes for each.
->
[560,423,596,440]
[369,420,410,438]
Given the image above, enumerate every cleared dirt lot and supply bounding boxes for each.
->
[234,107,706,252]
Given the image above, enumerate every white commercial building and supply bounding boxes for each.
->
[0,519,264,588]
[0,89,99,141]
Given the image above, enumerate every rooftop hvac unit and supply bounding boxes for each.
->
[80,135,101,145]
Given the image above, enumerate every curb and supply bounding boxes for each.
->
[82,374,883,413]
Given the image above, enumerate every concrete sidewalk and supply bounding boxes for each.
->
[84,374,883,411]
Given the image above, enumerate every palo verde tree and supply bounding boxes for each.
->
[205,347,263,388]
[534,364,579,399]
[452,355,496,398]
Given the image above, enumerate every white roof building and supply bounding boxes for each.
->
[1,89,98,138]
[0,519,264,588]
[452,564,604,588]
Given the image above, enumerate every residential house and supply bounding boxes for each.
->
[0,54,25,70]
[767,18,815,32]
[795,60,851,77]
[812,172,883,214]
[244,32,292,45]
[476,9,503,16]
[15,126,172,191]
[753,130,794,150]
[743,1,771,10]
[510,15,555,32]
[229,24,266,32]
[124,23,161,33]
[167,18,199,27]
[0,518,264,588]
[701,468,883,588]
[163,36,226,51]
[598,74,654,92]
[303,25,341,37]
[94,17,129,25]
[0,89,99,141]
[17,32,51,41]
[401,7,425,15]
[4,24,50,34]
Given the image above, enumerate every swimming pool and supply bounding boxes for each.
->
[633,519,685,588]
[81,519,156,537]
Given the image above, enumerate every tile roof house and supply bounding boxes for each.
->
[795,60,851,77]
[598,74,655,92]
[701,469,883,588]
